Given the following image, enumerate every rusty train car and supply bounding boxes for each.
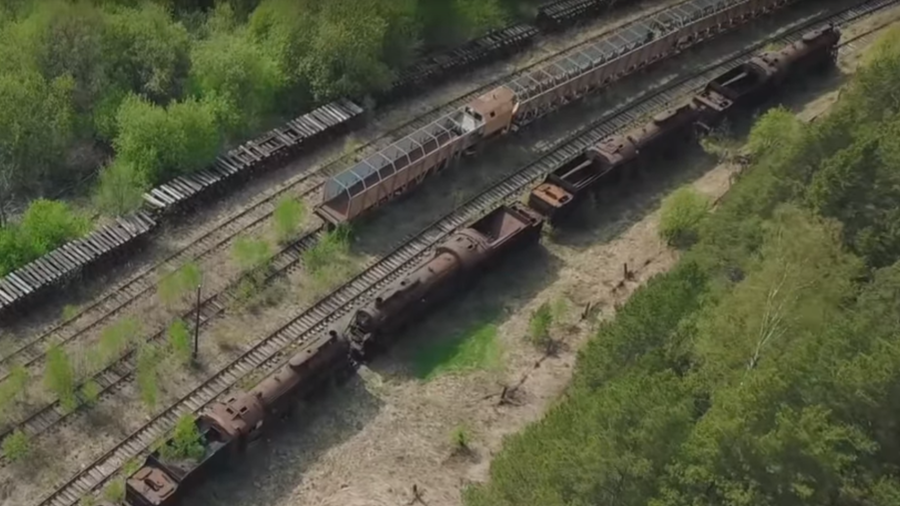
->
[315,0,804,227]
[115,26,839,506]
[531,24,840,222]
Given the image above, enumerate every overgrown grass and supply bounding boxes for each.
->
[271,196,306,244]
[157,262,202,308]
[413,323,501,380]
[0,200,91,276]
[301,225,359,297]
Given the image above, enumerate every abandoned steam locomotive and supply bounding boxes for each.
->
[120,26,839,506]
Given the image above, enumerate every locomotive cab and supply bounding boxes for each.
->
[465,87,517,138]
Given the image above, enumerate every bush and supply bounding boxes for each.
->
[97,317,141,365]
[271,196,306,244]
[451,424,472,452]
[0,199,90,276]
[2,429,30,463]
[0,364,29,413]
[80,380,102,407]
[136,344,161,409]
[231,235,271,273]
[658,186,710,248]
[113,93,221,185]
[157,261,202,307]
[167,319,193,365]
[189,23,284,137]
[93,160,148,217]
[302,225,355,293]
[159,414,206,462]
[102,479,125,502]
[45,344,77,412]
[527,302,553,349]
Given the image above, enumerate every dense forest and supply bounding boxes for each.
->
[464,27,900,506]
[0,0,538,276]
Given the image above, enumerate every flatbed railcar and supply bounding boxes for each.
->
[112,27,840,506]
[315,0,803,228]
[537,0,630,32]
[0,212,157,320]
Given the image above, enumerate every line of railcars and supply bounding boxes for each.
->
[112,26,840,506]
[0,0,630,320]
[314,0,803,226]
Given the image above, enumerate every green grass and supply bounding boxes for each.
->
[413,323,502,381]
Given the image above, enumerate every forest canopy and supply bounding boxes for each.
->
[0,0,539,273]
[464,26,900,506]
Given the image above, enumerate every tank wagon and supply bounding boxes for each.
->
[108,27,839,506]
[0,0,636,321]
[316,0,803,227]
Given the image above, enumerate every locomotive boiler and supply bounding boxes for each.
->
[339,202,545,359]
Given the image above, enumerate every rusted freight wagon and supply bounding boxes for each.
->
[529,102,701,221]
[692,24,842,128]
[338,202,545,359]
[315,88,517,225]
[125,417,233,506]
[529,24,842,224]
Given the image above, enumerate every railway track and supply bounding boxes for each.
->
[0,0,716,434]
[35,1,899,505]
[0,0,685,383]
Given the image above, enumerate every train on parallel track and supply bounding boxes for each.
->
[106,25,840,506]
[314,0,803,226]
[0,0,644,320]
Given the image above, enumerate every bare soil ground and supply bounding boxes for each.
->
[4,5,897,506]
[179,13,900,506]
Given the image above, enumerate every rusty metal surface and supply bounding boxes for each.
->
[341,203,544,356]
[126,466,178,506]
